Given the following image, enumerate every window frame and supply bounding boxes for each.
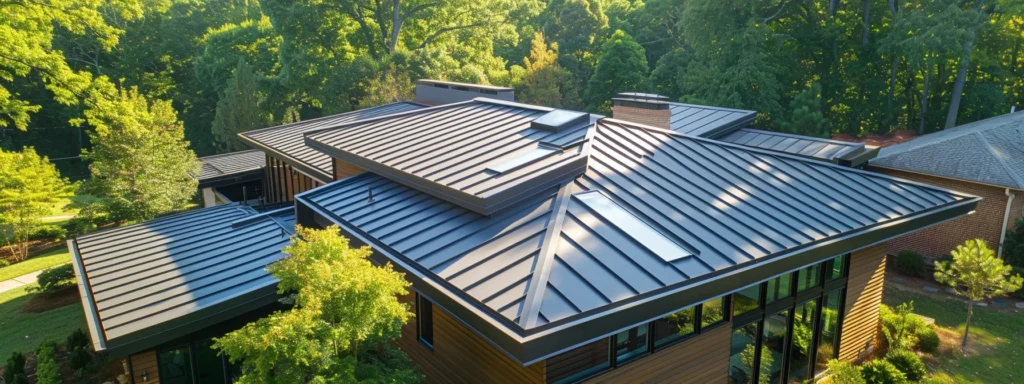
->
[416,293,435,349]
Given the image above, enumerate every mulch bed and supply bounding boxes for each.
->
[19,287,80,313]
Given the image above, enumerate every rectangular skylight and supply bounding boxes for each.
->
[486,146,559,174]
[575,191,693,262]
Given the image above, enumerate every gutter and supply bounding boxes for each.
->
[998,188,1017,258]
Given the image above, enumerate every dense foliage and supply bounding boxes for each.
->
[895,250,928,277]
[34,340,61,384]
[859,359,908,384]
[886,349,927,381]
[0,148,74,261]
[917,326,940,354]
[826,359,867,384]
[33,264,76,294]
[2,352,27,384]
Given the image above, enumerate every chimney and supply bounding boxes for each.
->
[414,79,514,106]
[611,92,672,130]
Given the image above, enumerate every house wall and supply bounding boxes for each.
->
[333,158,365,181]
[839,243,887,362]
[611,105,670,130]
[869,167,1023,258]
[263,154,323,203]
[397,293,546,384]
[129,350,160,384]
[582,324,731,384]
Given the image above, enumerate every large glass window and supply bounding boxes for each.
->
[614,325,649,364]
[826,254,846,282]
[417,294,434,348]
[158,345,193,384]
[701,296,727,329]
[654,306,695,348]
[193,340,224,384]
[787,300,817,383]
[765,275,791,304]
[733,284,761,318]
[796,264,820,293]
[728,323,759,384]
[815,290,843,376]
[762,310,789,383]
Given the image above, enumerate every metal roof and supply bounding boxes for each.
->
[304,98,601,214]
[666,102,756,136]
[196,150,265,188]
[297,118,978,364]
[69,204,295,355]
[717,128,880,166]
[872,111,1024,189]
[239,102,424,182]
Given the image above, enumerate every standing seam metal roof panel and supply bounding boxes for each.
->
[717,128,875,165]
[196,149,266,181]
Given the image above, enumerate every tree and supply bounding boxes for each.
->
[81,81,200,223]
[212,59,271,152]
[214,226,420,383]
[934,239,1023,354]
[542,0,609,86]
[585,30,648,113]
[0,148,74,261]
[780,83,829,138]
[1003,217,1024,267]
[516,33,582,109]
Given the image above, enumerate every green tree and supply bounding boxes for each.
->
[935,239,1023,354]
[212,59,271,152]
[516,33,582,109]
[0,148,74,261]
[214,226,420,383]
[585,30,647,113]
[81,81,200,223]
[542,0,608,87]
[780,83,829,138]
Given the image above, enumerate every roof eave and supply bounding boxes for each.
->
[236,133,332,183]
[68,239,107,353]
[197,168,264,189]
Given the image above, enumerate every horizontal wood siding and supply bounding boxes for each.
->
[129,350,160,384]
[584,323,731,384]
[839,243,886,362]
[334,158,366,180]
[397,294,545,384]
[546,338,608,383]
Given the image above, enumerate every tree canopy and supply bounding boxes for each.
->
[0,147,74,261]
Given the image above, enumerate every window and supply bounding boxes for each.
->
[613,325,649,364]
[193,339,224,384]
[728,323,759,384]
[157,345,193,384]
[701,296,727,329]
[653,307,695,348]
[796,264,821,293]
[815,290,843,376]
[765,274,792,304]
[762,310,789,383]
[733,284,761,318]
[825,254,847,282]
[787,300,817,383]
[417,294,434,348]
[575,191,693,262]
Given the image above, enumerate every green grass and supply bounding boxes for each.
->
[884,286,1024,383]
[0,284,85,358]
[0,248,71,282]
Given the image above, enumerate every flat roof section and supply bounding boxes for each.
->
[196,149,265,188]
[69,204,295,355]
[239,102,424,182]
[717,128,879,167]
[297,118,978,364]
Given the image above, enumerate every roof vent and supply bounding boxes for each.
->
[531,110,589,132]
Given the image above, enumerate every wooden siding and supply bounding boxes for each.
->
[129,350,160,384]
[333,158,365,180]
[264,154,322,203]
[546,338,608,383]
[397,294,545,384]
[583,324,731,384]
[839,243,887,362]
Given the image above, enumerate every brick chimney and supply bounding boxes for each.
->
[611,92,672,130]
[415,79,514,106]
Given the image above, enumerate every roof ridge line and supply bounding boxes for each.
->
[519,182,575,329]
[302,100,474,140]
[975,131,1024,189]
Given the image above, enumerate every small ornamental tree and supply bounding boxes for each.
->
[934,239,1023,354]
[0,147,74,261]
[214,225,421,383]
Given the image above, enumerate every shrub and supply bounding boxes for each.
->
[33,263,75,293]
[0,258,9,268]
[66,328,90,351]
[69,345,92,371]
[917,326,940,354]
[880,303,926,352]
[826,359,865,384]
[35,340,61,384]
[895,250,927,277]
[2,351,27,384]
[28,225,67,242]
[886,349,926,381]
[859,359,907,384]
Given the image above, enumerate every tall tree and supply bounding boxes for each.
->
[81,81,200,223]
[214,226,420,383]
[212,59,271,152]
[516,33,582,108]
[944,1,991,129]
[934,239,1023,354]
[0,148,74,261]
[585,30,648,112]
[780,83,830,138]
[542,0,609,88]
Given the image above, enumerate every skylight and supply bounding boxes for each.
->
[575,191,694,262]
[486,145,559,174]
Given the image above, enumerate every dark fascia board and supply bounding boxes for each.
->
[197,169,263,189]
[68,239,107,352]
[303,136,589,215]
[612,97,671,110]
[297,181,980,366]
[236,133,332,183]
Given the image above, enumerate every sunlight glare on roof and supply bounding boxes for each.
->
[575,191,694,262]
[486,145,559,174]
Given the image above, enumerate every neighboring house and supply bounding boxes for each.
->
[867,111,1024,258]
[68,81,979,384]
[195,150,265,207]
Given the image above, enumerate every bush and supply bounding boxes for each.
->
[66,328,90,351]
[2,351,27,384]
[69,346,92,371]
[34,263,75,293]
[826,359,865,384]
[886,349,926,381]
[35,340,61,384]
[880,303,926,352]
[895,250,927,277]
[917,326,940,354]
[0,258,9,268]
[29,225,67,242]
[859,359,907,384]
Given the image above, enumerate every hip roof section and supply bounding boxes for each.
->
[667,102,756,136]
[69,204,295,354]
[197,150,266,181]
[717,128,879,166]
[239,102,424,181]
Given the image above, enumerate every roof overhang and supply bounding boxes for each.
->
[237,134,332,183]
[197,169,264,189]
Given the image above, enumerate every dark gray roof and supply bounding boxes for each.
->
[872,112,1024,189]
[69,204,295,354]
[239,102,424,181]
[196,150,265,188]
[297,118,978,364]
[718,128,879,166]
[304,98,601,214]
[667,102,755,136]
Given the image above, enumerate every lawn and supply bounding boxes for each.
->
[0,248,71,282]
[0,284,86,358]
[884,286,1024,383]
